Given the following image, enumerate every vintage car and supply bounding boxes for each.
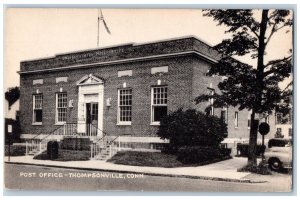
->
[264,138,292,171]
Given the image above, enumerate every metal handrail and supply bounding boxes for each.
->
[40,125,66,141]
[108,135,120,145]
[30,131,46,140]
[90,123,110,143]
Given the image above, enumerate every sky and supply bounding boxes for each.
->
[4,8,293,90]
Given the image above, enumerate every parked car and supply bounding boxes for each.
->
[264,138,292,171]
[236,143,265,157]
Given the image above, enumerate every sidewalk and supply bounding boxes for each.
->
[5,156,255,183]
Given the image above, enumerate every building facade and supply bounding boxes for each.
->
[19,36,256,149]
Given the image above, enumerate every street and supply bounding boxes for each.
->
[4,163,292,192]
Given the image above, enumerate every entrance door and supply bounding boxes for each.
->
[86,103,98,136]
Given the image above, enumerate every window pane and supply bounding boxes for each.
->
[57,93,67,122]
[152,86,167,105]
[153,106,167,122]
[35,110,43,122]
[119,89,132,122]
[33,94,43,123]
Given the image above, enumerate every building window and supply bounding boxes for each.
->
[151,86,167,124]
[288,128,292,136]
[265,116,269,124]
[276,113,282,124]
[56,93,67,123]
[33,94,43,124]
[275,128,283,138]
[151,66,168,74]
[247,112,251,129]
[118,70,132,77]
[118,89,132,124]
[234,112,239,128]
[221,110,226,124]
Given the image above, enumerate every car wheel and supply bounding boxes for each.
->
[269,158,282,171]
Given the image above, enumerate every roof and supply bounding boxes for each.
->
[19,36,221,74]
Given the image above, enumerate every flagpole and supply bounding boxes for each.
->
[97,9,100,47]
[97,9,111,47]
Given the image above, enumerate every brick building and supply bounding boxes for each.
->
[19,36,262,153]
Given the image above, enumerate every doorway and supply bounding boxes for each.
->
[86,103,98,136]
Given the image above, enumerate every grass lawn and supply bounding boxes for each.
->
[33,149,90,161]
[108,151,184,168]
[108,151,232,168]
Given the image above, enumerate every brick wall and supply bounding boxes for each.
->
[21,37,215,72]
[19,55,194,137]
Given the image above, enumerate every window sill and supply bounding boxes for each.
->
[32,123,42,126]
[150,122,160,126]
[117,122,132,126]
[54,122,66,126]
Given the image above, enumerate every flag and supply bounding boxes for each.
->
[100,9,111,34]
[102,18,111,34]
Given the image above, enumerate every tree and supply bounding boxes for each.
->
[5,86,20,110]
[195,10,293,166]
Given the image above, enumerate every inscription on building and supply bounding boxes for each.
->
[60,48,125,61]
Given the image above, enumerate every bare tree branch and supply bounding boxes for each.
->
[265,55,292,68]
[265,23,277,46]
[245,24,260,38]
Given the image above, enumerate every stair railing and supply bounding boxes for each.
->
[25,125,65,155]
[91,134,122,159]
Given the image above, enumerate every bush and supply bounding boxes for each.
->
[5,145,26,156]
[177,146,231,164]
[157,109,228,153]
[33,149,90,161]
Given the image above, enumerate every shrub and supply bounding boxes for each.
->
[177,146,232,164]
[157,109,228,153]
[5,145,26,156]
[33,149,90,161]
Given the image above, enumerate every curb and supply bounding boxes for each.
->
[5,161,254,183]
